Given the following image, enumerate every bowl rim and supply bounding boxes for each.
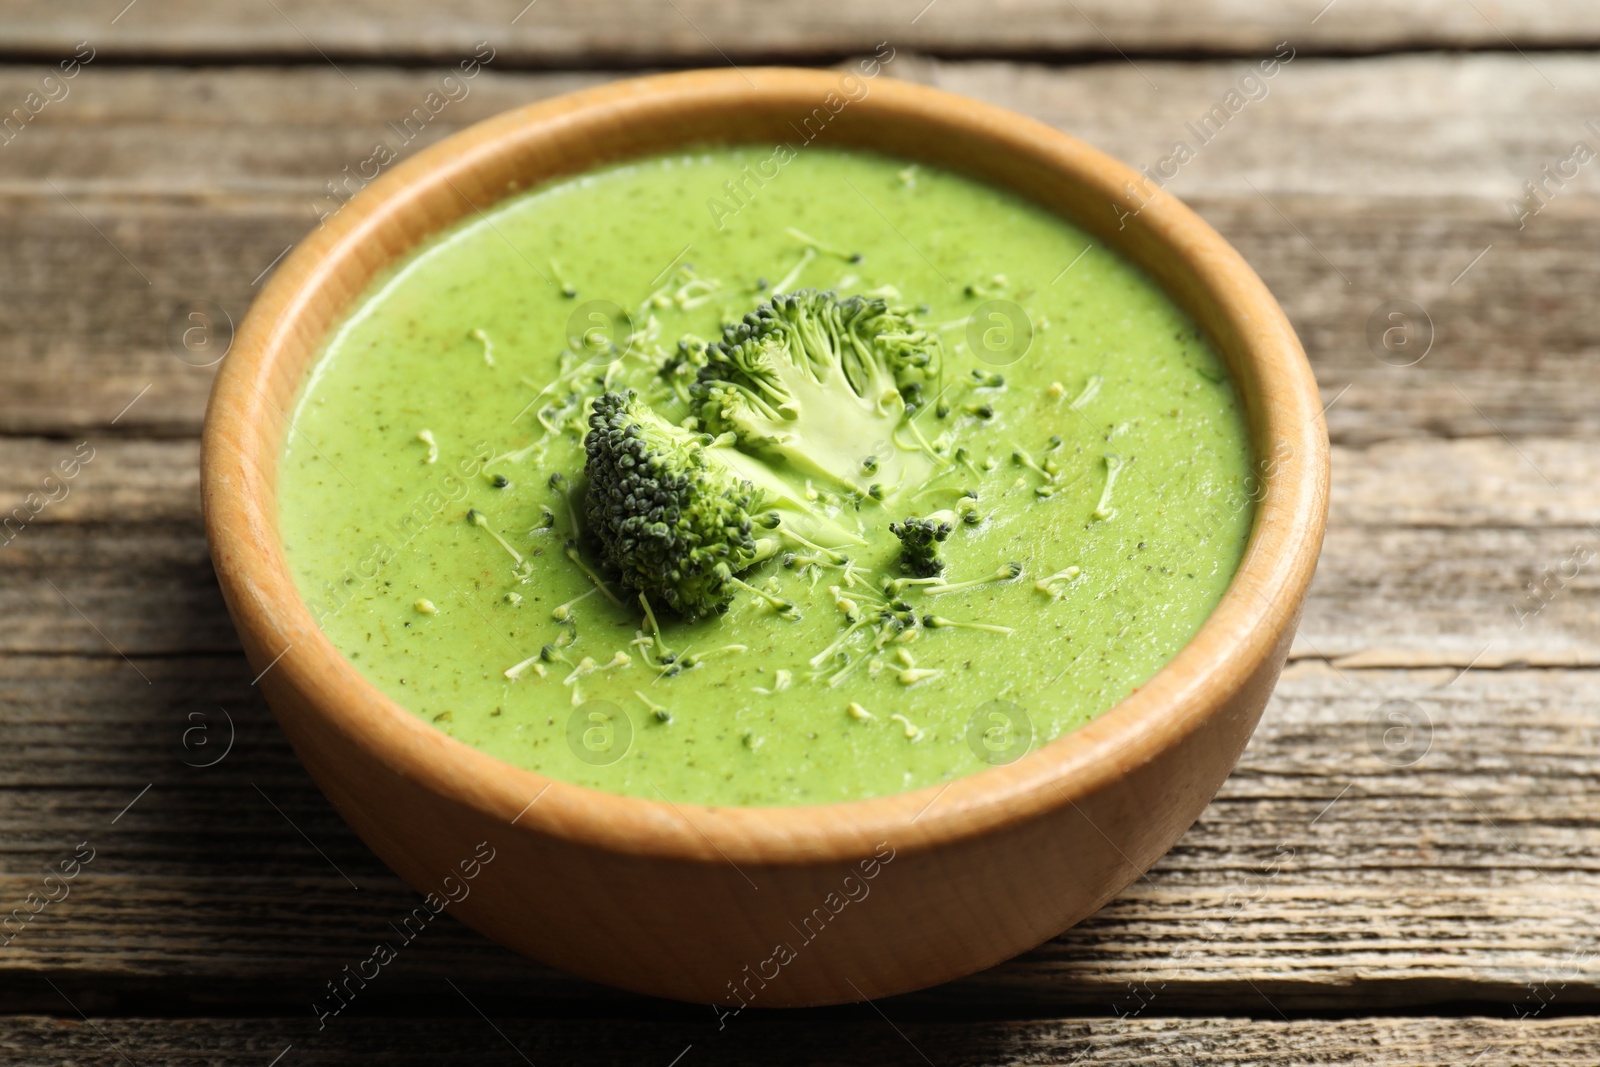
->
[202,66,1329,867]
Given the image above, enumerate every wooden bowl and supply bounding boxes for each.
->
[201,68,1328,1007]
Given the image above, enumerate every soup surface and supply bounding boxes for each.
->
[280,147,1253,806]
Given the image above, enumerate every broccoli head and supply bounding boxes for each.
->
[889,515,953,578]
[690,289,939,498]
[584,390,765,617]
[584,390,863,618]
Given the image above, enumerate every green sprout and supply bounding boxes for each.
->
[920,562,1024,597]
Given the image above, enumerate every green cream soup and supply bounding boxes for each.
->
[280,147,1253,806]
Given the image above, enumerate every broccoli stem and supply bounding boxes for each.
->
[564,541,625,607]
[781,550,835,571]
[888,712,924,738]
[561,652,628,691]
[548,258,578,298]
[914,485,977,502]
[760,519,850,562]
[726,576,798,618]
[637,592,669,652]
[415,428,439,464]
[1035,566,1082,599]
[631,634,681,676]
[549,472,582,541]
[468,508,524,566]
[785,227,861,262]
[894,415,946,465]
[922,615,1015,635]
[808,618,872,669]
[635,690,671,723]
[754,668,794,695]
[552,585,602,622]
[1093,453,1125,521]
[881,575,950,596]
[770,246,817,294]
[502,652,548,680]
[1012,446,1057,484]
[470,327,496,366]
[1069,374,1104,411]
[680,644,748,668]
[920,562,1024,597]
[824,653,868,688]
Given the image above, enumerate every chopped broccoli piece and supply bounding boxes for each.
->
[690,289,940,498]
[584,389,860,618]
[889,515,953,578]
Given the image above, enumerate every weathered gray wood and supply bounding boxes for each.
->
[0,524,229,655]
[2,193,1589,445]
[2,1014,1599,1066]
[3,49,1599,1027]
[2,1,1599,62]
[13,54,1600,199]
[1,57,1597,443]
[0,438,198,524]
[4,648,1599,1011]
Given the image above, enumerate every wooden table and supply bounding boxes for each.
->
[4,3,1598,1062]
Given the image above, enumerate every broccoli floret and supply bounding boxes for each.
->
[584,390,860,618]
[690,289,940,498]
[584,391,758,617]
[889,515,953,578]
[658,337,709,403]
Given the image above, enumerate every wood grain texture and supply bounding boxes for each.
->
[3,656,1598,1011]
[3,1014,1600,1066]
[2,36,1597,1032]
[1,56,1597,443]
[2,1,1599,62]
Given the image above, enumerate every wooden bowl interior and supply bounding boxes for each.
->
[206,68,1326,870]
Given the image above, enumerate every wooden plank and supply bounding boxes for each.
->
[2,1014,1599,1066]
[11,54,1600,199]
[897,54,1600,446]
[0,438,198,525]
[898,53,1600,201]
[4,651,1599,1010]
[0,57,1597,442]
[11,54,1600,200]
[2,55,1597,1022]
[2,1,1599,63]
[0,524,229,655]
